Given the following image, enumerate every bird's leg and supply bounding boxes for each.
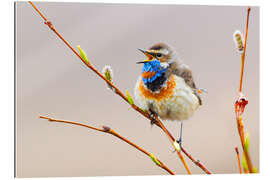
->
[177,122,183,148]
[171,122,184,153]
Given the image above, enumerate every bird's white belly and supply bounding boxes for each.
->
[134,75,199,121]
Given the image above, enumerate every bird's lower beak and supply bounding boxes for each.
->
[137,48,154,64]
[136,61,146,64]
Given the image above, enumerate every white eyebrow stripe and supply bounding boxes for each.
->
[161,49,169,55]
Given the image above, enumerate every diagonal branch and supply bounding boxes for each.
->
[40,116,175,175]
[180,147,212,174]
[28,1,211,174]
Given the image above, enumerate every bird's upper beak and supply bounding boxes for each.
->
[136,49,154,64]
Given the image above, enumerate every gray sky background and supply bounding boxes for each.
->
[16,2,259,177]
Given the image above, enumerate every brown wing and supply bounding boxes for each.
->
[170,62,202,105]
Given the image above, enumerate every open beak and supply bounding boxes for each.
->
[136,48,154,64]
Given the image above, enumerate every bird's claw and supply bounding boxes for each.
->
[150,115,158,125]
[149,110,158,125]
[176,139,182,148]
[177,122,183,149]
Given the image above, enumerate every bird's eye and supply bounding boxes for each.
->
[156,53,162,57]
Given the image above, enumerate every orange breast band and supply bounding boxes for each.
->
[141,71,157,79]
[139,75,176,101]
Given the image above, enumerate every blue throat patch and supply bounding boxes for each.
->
[142,59,167,84]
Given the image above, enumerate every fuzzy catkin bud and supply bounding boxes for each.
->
[233,30,244,53]
[102,65,113,82]
[102,65,116,91]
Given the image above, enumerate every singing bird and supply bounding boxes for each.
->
[134,43,202,123]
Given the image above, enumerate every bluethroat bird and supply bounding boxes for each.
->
[134,43,202,126]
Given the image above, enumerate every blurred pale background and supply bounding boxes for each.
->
[15,2,259,177]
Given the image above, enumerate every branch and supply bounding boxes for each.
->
[155,114,211,174]
[235,147,242,173]
[181,147,212,174]
[239,7,251,92]
[28,1,211,174]
[234,7,254,173]
[153,114,191,174]
[40,116,175,175]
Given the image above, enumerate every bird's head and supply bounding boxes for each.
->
[137,43,176,65]
[137,43,176,84]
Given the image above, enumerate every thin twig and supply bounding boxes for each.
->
[28,1,211,174]
[239,7,251,92]
[235,147,242,174]
[235,7,254,173]
[40,116,175,175]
